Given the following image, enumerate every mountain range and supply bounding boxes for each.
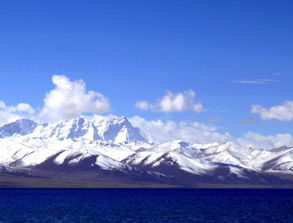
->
[0,115,292,187]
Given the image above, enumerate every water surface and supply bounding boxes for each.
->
[0,188,292,223]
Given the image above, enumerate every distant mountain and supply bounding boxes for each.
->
[0,115,146,143]
[0,115,292,187]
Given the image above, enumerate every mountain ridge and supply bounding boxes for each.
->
[0,116,292,187]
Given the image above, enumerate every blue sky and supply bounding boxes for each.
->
[0,0,292,139]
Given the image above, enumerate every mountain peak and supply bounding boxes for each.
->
[91,115,146,143]
[0,119,37,138]
[0,115,146,144]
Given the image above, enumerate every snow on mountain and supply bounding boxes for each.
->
[0,115,146,143]
[0,115,292,184]
[0,119,37,138]
[90,115,146,143]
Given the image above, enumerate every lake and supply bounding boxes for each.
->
[0,188,292,222]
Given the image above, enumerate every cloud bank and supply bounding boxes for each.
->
[0,74,292,149]
[130,116,293,149]
[130,116,232,144]
[251,100,293,121]
[135,90,204,113]
[238,132,293,149]
[0,100,35,124]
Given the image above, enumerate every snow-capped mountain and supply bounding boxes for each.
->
[0,116,292,187]
[0,115,146,143]
[0,119,37,137]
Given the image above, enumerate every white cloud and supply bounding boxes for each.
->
[129,116,231,144]
[251,100,293,121]
[0,101,35,114]
[135,90,204,113]
[130,116,293,149]
[233,80,265,84]
[0,101,6,109]
[12,103,35,114]
[39,75,111,121]
[233,79,278,84]
[238,132,293,149]
[135,101,151,111]
[0,100,35,124]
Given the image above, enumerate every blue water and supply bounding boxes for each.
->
[0,189,292,223]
